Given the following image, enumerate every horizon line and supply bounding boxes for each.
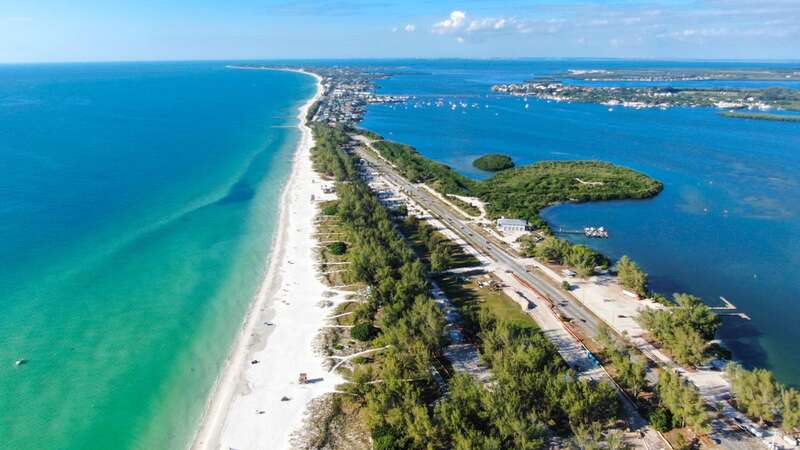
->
[2,56,800,66]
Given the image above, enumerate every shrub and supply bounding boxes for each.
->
[322,204,338,215]
[650,407,673,432]
[351,323,378,341]
[561,280,571,291]
[328,241,347,255]
[372,426,405,450]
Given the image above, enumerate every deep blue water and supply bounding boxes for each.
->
[360,59,800,386]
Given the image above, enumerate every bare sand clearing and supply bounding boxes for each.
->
[191,71,344,450]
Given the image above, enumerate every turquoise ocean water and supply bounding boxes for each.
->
[360,59,800,386]
[0,62,314,449]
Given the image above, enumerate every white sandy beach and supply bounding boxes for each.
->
[191,70,344,450]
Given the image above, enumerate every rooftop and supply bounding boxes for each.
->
[497,218,528,227]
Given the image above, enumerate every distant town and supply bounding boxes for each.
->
[561,68,800,82]
[491,81,800,111]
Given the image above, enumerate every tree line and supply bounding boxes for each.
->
[313,124,624,449]
[727,363,800,432]
[525,236,609,277]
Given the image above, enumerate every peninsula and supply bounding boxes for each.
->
[203,64,799,450]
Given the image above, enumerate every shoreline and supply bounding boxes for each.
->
[190,69,337,450]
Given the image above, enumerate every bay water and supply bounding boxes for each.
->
[361,59,800,386]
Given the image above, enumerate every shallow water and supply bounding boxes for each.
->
[0,62,314,449]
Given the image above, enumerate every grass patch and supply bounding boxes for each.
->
[445,195,481,217]
[435,273,537,338]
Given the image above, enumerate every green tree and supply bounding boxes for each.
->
[650,407,673,432]
[604,429,630,450]
[781,388,800,432]
[328,241,347,255]
[566,244,599,278]
[657,369,708,432]
[670,327,707,367]
[351,323,378,341]
[322,204,339,215]
[637,293,720,367]
[672,294,721,340]
[533,237,571,264]
[617,255,648,296]
[727,363,780,424]
[570,422,603,450]
[595,323,615,352]
[429,242,452,272]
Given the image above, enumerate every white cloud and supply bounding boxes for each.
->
[433,10,466,33]
[466,17,508,32]
[431,11,565,38]
[404,24,415,32]
[424,1,799,55]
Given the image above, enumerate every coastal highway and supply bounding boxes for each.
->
[351,136,660,440]
[352,136,603,339]
[352,135,766,450]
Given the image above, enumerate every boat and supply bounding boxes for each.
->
[15,358,26,367]
[583,226,609,238]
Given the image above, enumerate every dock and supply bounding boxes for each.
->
[710,296,737,310]
[719,312,752,321]
[556,226,609,238]
[711,297,751,320]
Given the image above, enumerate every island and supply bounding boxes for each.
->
[719,111,800,122]
[561,68,800,82]
[492,81,800,111]
[472,153,515,172]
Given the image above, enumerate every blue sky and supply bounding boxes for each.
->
[1,0,798,62]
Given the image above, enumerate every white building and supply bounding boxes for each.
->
[496,217,528,232]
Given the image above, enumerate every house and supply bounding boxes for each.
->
[496,217,528,232]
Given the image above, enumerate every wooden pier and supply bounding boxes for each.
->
[556,226,609,238]
[711,297,751,320]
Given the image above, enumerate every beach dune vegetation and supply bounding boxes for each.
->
[328,241,347,255]
[351,323,378,341]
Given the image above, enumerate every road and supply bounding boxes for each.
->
[352,136,666,448]
[353,135,776,450]
[353,137,604,337]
